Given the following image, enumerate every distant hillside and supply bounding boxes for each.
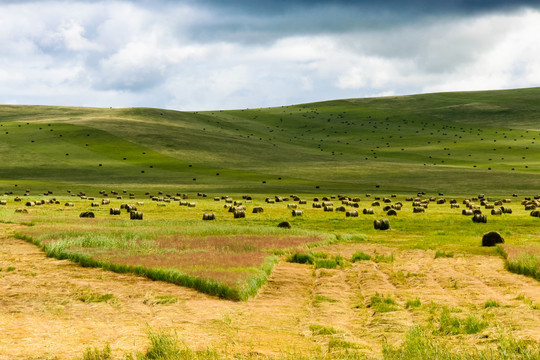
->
[0,88,539,195]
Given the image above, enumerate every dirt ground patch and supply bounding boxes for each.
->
[1,224,539,359]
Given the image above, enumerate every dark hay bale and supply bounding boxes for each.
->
[387,209,397,216]
[374,218,390,230]
[299,200,307,205]
[472,214,487,223]
[252,207,264,213]
[371,201,380,206]
[278,221,292,229]
[64,202,74,207]
[109,208,121,215]
[346,210,358,217]
[335,206,346,212]
[363,208,374,214]
[451,204,460,208]
[0,200,6,205]
[413,207,425,213]
[313,197,320,202]
[491,208,502,215]
[25,201,35,207]
[312,203,322,208]
[130,211,143,220]
[91,202,99,207]
[383,205,391,211]
[501,206,512,214]
[15,208,28,213]
[482,232,504,246]
[202,213,215,220]
[323,206,334,212]
[530,210,540,217]
[80,211,95,218]
[473,209,483,215]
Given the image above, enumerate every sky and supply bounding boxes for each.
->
[1,0,539,111]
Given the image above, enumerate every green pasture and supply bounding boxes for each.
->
[2,191,538,300]
[0,87,539,194]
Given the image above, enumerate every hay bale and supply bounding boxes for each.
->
[79,211,95,218]
[472,214,487,223]
[109,208,121,215]
[386,209,397,216]
[335,206,346,212]
[312,202,322,208]
[287,204,298,209]
[346,210,358,217]
[363,208,374,214]
[292,210,303,216]
[383,205,392,211]
[0,200,6,205]
[64,202,74,207]
[233,210,246,219]
[252,207,264,213]
[501,206,512,214]
[25,201,35,207]
[188,202,196,207]
[130,211,143,220]
[413,207,425,213]
[15,208,28,213]
[91,202,99,207]
[371,201,380,207]
[202,213,215,220]
[491,208,502,215]
[530,210,540,217]
[482,232,504,246]
[451,204,460,208]
[278,221,291,229]
[374,218,390,230]
[101,199,110,205]
[323,206,334,212]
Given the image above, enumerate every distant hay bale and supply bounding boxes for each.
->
[188,202,196,207]
[292,210,303,216]
[323,206,334,212]
[130,211,143,220]
[287,204,298,209]
[233,210,245,219]
[0,200,6,205]
[299,200,307,204]
[363,208,374,214]
[278,221,291,229]
[109,208,121,215]
[451,204,460,208]
[346,210,358,217]
[413,207,425,213]
[15,208,28,213]
[462,209,473,216]
[252,207,264,213]
[335,206,346,212]
[26,201,35,207]
[312,203,322,208]
[79,211,95,218]
[374,218,390,230]
[530,210,540,217]
[501,206,512,214]
[64,202,74,207]
[436,199,446,204]
[472,214,487,223]
[202,213,215,220]
[383,205,391,211]
[482,232,504,247]
[386,209,397,216]
[491,208,502,215]
[91,202,99,207]
[101,199,110,205]
[371,201,380,207]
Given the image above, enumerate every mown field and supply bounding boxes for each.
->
[0,88,539,359]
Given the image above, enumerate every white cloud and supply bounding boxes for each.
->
[0,1,539,110]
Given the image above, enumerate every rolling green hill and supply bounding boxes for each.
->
[0,88,539,195]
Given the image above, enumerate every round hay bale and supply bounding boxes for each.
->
[79,211,95,218]
[202,213,215,220]
[371,201,380,207]
[299,200,307,205]
[386,209,397,216]
[109,208,121,215]
[473,209,482,215]
[451,204,460,208]
[64,202,74,207]
[346,210,358,217]
[374,218,390,230]
[482,232,504,246]
[491,208,502,215]
[252,207,264,213]
[292,210,303,216]
[0,200,7,205]
[91,202,99,207]
[25,201,35,207]
[278,221,291,229]
[335,206,346,212]
[233,210,245,219]
[530,210,540,217]
[501,206,512,214]
[472,214,487,223]
[323,206,334,212]
[130,211,143,220]
[383,205,392,211]
[363,208,374,214]
[413,207,425,213]
[15,208,28,213]
[312,203,322,208]
[287,203,298,209]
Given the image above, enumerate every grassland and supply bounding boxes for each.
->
[0,87,539,194]
[0,88,539,359]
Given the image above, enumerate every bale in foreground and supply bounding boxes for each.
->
[482,232,504,246]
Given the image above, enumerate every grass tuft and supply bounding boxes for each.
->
[370,293,399,313]
[434,250,454,259]
[351,251,371,262]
